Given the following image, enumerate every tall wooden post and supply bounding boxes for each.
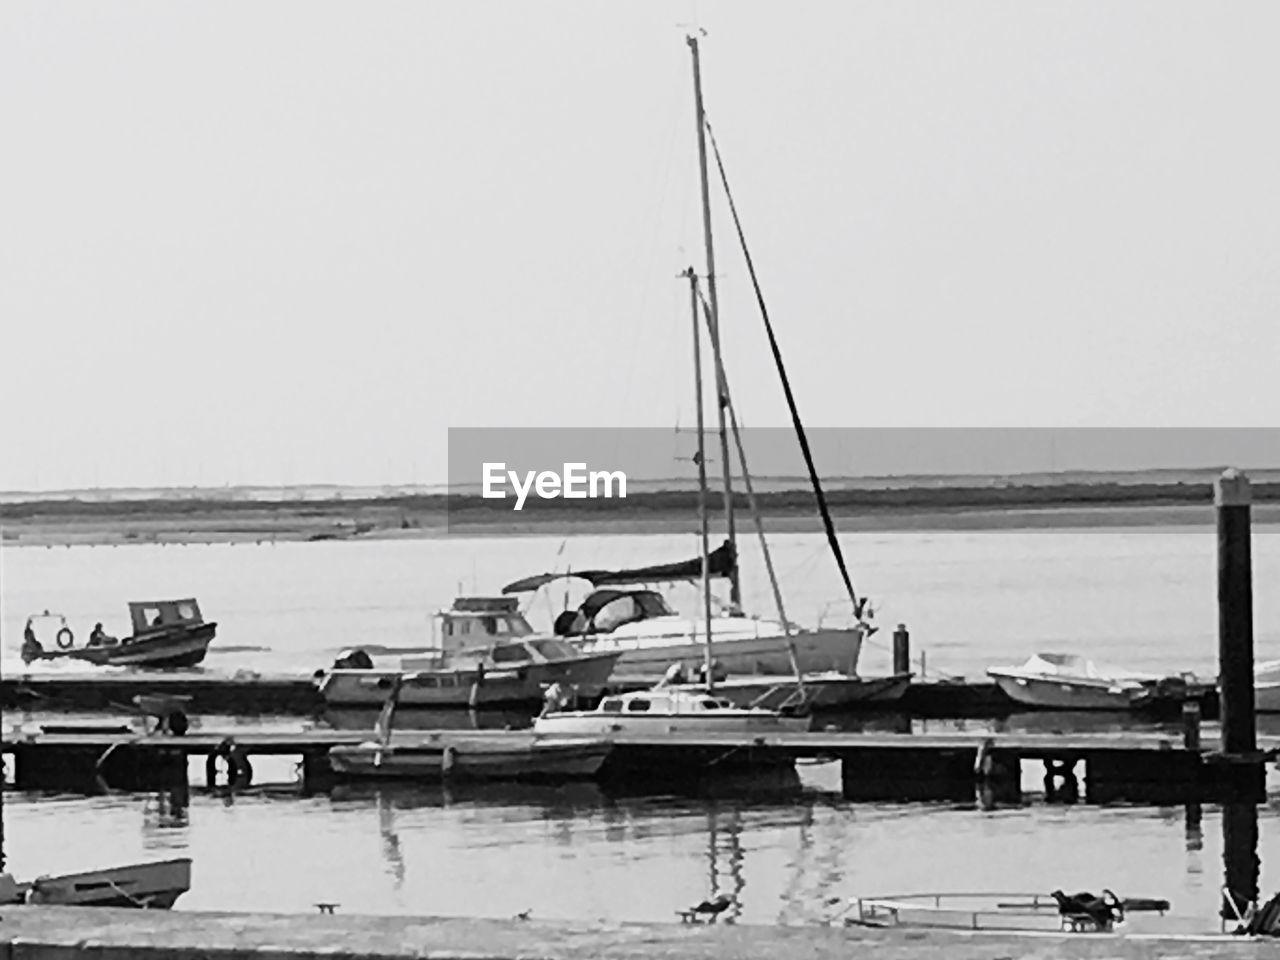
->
[892,624,910,676]
[1216,468,1259,921]
[1217,468,1255,757]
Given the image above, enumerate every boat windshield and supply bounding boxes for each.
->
[489,643,533,664]
[526,639,582,661]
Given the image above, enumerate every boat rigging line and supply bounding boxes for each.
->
[703,119,868,624]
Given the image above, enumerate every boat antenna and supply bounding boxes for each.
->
[687,33,740,612]
[704,121,867,622]
[684,266,715,692]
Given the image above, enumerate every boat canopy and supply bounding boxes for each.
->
[502,540,737,594]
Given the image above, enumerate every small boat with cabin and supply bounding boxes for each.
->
[327,673,613,781]
[532,686,812,736]
[316,597,622,708]
[20,600,216,669]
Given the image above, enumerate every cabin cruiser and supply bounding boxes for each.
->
[532,687,812,735]
[316,597,622,708]
[987,653,1165,711]
[503,541,868,678]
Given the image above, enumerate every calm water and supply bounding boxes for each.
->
[3,528,1280,927]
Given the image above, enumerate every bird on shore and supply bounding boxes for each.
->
[688,894,734,921]
[515,909,532,921]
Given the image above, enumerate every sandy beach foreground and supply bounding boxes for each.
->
[2,473,1278,547]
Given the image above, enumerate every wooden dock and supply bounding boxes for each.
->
[0,905,1274,960]
[1,727,1268,803]
[0,672,1221,720]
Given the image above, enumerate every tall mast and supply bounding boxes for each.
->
[685,267,715,692]
[687,33,740,612]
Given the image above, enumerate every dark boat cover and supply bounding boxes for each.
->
[502,540,737,594]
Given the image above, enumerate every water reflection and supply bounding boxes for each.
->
[376,791,405,888]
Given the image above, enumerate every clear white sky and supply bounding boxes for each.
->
[3,2,1278,492]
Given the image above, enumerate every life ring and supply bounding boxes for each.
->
[55,627,75,650]
[205,738,253,788]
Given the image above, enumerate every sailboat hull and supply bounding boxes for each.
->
[584,623,866,678]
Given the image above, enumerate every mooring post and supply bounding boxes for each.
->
[1217,468,1256,758]
[892,624,910,676]
[1182,700,1201,752]
[1216,467,1259,921]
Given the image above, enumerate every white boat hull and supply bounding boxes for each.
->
[532,711,811,736]
[668,672,911,711]
[990,672,1143,711]
[318,650,621,708]
[328,734,612,781]
[579,623,865,677]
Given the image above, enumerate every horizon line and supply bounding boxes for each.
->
[4,462,1280,503]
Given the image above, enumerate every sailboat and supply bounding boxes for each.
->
[510,35,907,709]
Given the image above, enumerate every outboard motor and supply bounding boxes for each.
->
[332,648,374,670]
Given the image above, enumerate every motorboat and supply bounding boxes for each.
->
[987,653,1164,711]
[20,600,216,669]
[502,544,869,678]
[532,687,812,736]
[0,858,191,908]
[316,597,622,708]
[327,672,612,781]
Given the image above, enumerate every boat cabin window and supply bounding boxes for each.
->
[444,614,533,639]
[625,698,651,712]
[601,698,623,713]
[490,643,532,664]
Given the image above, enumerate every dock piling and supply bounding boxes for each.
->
[1215,468,1261,921]
[1182,701,1201,752]
[892,624,910,676]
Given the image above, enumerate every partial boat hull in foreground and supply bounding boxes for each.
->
[2,858,191,909]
